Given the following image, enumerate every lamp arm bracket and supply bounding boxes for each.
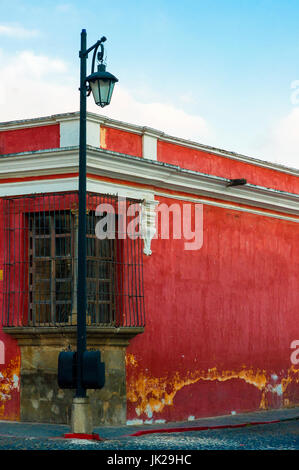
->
[80,36,107,60]
[91,42,104,74]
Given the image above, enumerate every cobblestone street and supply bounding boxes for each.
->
[0,408,298,451]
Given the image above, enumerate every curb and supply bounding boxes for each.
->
[127,415,299,437]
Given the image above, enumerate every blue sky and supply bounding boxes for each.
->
[1,0,299,169]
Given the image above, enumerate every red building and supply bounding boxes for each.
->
[0,111,298,425]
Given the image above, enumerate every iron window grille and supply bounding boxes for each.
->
[0,191,145,328]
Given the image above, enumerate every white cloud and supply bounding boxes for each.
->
[0,50,77,122]
[0,49,211,144]
[5,50,67,78]
[259,108,299,169]
[56,3,72,12]
[0,25,39,38]
[88,86,211,143]
[1,47,299,173]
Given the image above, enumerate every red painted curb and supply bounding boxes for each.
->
[64,432,103,441]
[128,419,282,437]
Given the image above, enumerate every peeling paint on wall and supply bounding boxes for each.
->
[281,365,299,392]
[260,366,299,409]
[126,353,138,367]
[0,357,20,420]
[126,355,299,420]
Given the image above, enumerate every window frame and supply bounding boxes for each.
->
[28,209,116,326]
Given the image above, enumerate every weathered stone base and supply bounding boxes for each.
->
[71,397,93,434]
[3,326,143,425]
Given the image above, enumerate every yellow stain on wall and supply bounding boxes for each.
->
[260,365,299,410]
[100,127,107,149]
[0,357,20,419]
[126,356,299,418]
[281,365,299,393]
[126,353,138,367]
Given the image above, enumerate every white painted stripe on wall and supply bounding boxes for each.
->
[60,120,79,147]
[0,175,298,223]
[142,134,157,160]
[154,190,299,223]
[60,120,100,148]
[87,120,101,147]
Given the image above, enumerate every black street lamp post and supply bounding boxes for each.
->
[77,28,118,398]
[58,29,118,434]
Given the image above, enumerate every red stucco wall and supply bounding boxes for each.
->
[0,197,21,419]
[0,124,60,155]
[101,126,142,157]
[126,196,299,422]
[0,117,298,423]
[158,141,299,194]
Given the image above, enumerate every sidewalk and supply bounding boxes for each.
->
[0,406,298,446]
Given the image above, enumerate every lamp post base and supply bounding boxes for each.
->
[71,396,93,434]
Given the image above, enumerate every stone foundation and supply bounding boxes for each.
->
[3,326,143,425]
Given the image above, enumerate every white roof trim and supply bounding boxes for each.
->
[0,111,299,176]
[0,146,298,217]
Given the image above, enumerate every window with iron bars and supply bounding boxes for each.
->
[0,192,145,328]
[29,210,115,325]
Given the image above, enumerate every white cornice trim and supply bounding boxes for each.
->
[86,179,155,201]
[0,177,78,196]
[0,176,155,202]
[86,147,299,216]
[0,119,58,131]
[0,146,298,217]
[0,147,78,176]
